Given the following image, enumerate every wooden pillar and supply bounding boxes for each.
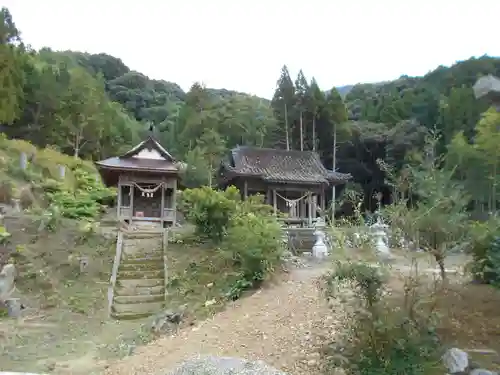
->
[243,180,248,200]
[320,188,325,211]
[160,182,165,227]
[266,187,272,204]
[173,179,177,224]
[273,189,277,215]
[307,192,313,227]
[117,182,122,219]
[300,198,305,219]
[130,184,134,221]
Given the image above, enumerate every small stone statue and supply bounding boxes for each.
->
[0,263,16,302]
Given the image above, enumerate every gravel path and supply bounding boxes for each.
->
[104,263,338,375]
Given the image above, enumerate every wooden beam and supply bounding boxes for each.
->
[160,182,165,228]
[130,184,134,221]
[117,181,122,219]
[320,188,325,211]
[172,179,177,225]
[307,192,313,227]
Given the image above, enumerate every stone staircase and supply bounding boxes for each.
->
[109,227,168,320]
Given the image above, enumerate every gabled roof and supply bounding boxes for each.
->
[219,146,351,185]
[95,136,179,174]
[119,136,175,161]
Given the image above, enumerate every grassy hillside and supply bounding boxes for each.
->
[0,134,115,220]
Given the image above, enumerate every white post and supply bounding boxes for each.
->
[58,164,66,179]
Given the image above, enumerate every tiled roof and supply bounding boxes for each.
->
[95,157,179,172]
[95,136,179,174]
[221,146,351,185]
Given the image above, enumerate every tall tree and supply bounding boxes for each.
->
[271,65,295,150]
[323,87,348,217]
[0,7,24,124]
[294,70,309,151]
[196,128,226,187]
[308,78,325,151]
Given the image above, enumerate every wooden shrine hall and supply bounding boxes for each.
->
[95,136,181,227]
[218,146,351,226]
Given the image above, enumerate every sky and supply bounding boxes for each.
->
[3,0,500,99]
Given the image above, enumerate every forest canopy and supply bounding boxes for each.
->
[1,6,499,213]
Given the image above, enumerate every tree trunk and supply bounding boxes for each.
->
[284,103,290,151]
[208,161,213,188]
[331,122,337,222]
[299,111,304,151]
[312,117,316,151]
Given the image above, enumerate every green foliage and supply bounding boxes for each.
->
[382,134,470,279]
[179,187,237,242]
[0,135,114,221]
[179,186,283,299]
[223,207,283,292]
[325,261,385,307]
[322,262,441,375]
[0,226,11,245]
[467,217,500,285]
[44,169,115,220]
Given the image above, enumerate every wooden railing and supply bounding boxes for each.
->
[107,231,124,317]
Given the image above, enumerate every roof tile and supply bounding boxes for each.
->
[222,146,351,184]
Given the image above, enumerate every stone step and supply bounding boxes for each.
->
[111,311,156,320]
[116,278,164,289]
[115,284,165,296]
[122,233,164,240]
[121,251,163,259]
[118,270,164,280]
[111,300,164,315]
[119,262,164,272]
[114,294,165,304]
[121,256,164,264]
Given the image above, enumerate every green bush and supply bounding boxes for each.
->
[223,209,283,291]
[43,169,115,221]
[0,226,11,245]
[467,217,500,285]
[179,186,238,242]
[179,186,284,299]
[321,261,441,375]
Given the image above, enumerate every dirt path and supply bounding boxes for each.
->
[104,263,337,375]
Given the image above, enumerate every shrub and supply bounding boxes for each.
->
[0,226,11,245]
[380,135,470,280]
[467,216,500,285]
[223,210,283,290]
[0,180,13,204]
[43,169,115,221]
[179,186,284,299]
[179,186,237,242]
[321,261,441,375]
